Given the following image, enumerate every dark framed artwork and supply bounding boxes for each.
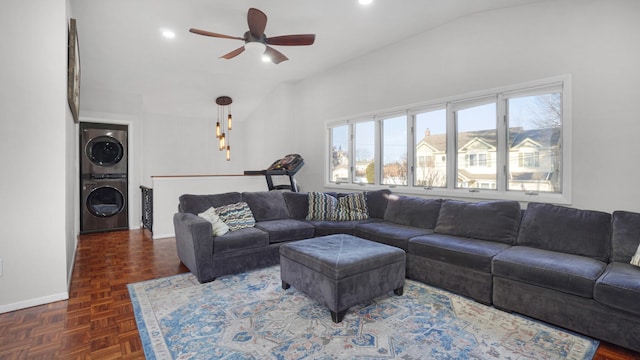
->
[67,18,80,123]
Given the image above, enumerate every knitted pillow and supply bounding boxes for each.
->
[336,192,369,221]
[198,207,230,236]
[306,192,338,221]
[632,243,640,267]
[214,202,255,231]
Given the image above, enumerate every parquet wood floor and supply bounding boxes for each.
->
[0,229,637,359]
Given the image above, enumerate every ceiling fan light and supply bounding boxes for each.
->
[244,41,266,54]
[261,54,272,63]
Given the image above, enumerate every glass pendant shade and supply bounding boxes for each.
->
[226,145,231,161]
[219,133,225,150]
[216,122,221,138]
[227,114,233,131]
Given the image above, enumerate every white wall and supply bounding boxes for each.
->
[269,0,640,214]
[0,0,70,311]
[140,112,248,185]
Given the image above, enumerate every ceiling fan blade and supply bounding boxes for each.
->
[266,34,316,46]
[247,8,267,38]
[189,28,244,41]
[220,46,245,60]
[264,46,288,64]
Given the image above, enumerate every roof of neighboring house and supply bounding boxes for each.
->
[417,127,560,152]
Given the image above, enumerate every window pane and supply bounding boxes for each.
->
[507,92,562,193]
[330,125,349,183]
[382,115,407,185]
[354,121,375,184]
[415,109,446,188]
[456,102,497,189]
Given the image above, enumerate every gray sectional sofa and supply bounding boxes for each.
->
[173,189,640,353]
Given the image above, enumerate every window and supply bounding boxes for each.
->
[354,121,375,184]
[456,101,497,190]
[381,115,407,185]
[414,108,446,188]
[507,90,562,193]
[329,125,349,183]
[326,77,569,203]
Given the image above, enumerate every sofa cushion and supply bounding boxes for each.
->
[365,189,392,219]
[435,200,521,245]
[492,246,607,298]
[336,192,369,221]
[409,234,511,273]
[212,227,269,253]
[383,195,441,229]
[283,192,309,219]
[197,207,229,236]
[306,192,339,220]
[308,218,380,236]
[594,262,640,316]
[215,201,256,231]
[611,211,640,263]
[517,202,611,262]
[254,219,315,243]
[242,191,290,221]
[179,192,242,215]
[354,221,434,251]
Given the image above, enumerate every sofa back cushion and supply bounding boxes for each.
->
[365,189,392,219]
[179,192,242,215]
[517,202,611,261]
[384,195,441,229]
[283,192,309,219]
[242,191,290,222]
[435,200,521,244]
[611,211,640,263]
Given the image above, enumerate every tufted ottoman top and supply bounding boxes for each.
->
[279,234,405,280]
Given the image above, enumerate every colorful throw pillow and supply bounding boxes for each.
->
[198,207,230,236]
[306,192,338,221]
[214,202,256,231]
[336,192,369,221]
[631,243,640,267]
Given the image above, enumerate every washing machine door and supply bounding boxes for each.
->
[81,127,128,175]
[87,136,124,167]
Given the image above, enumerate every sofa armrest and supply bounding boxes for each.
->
[173,212,215,283]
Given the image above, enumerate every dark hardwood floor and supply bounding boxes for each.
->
[0,229,637,359]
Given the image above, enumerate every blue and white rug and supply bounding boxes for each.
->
[128,266,598,359]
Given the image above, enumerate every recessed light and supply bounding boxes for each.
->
[359,0,373,5]
[162,30,176,39]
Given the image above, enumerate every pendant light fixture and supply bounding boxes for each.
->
[215,96,233,161]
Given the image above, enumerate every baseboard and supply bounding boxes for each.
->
[0,292,69,314]
[152,232,174,240]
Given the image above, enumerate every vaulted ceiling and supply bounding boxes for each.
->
[70,0,547,121]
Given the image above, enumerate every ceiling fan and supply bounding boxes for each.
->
[189,8,316,64]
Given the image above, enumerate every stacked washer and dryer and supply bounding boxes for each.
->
[80,123,128,233]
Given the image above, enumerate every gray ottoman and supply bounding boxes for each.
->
[280,234,406,323]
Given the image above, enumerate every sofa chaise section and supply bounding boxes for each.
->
[490,202,640,351]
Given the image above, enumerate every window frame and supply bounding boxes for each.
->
[325,75,572,205]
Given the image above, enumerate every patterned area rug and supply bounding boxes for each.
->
[128,266,598,359]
